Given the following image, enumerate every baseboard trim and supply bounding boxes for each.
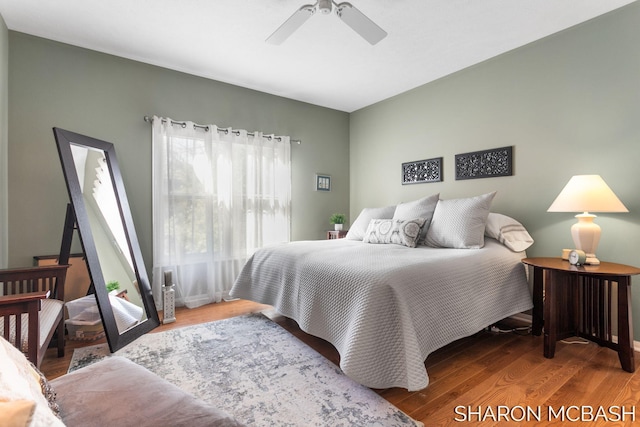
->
[508,313,640,353]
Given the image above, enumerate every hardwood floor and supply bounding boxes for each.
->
[41,300,640,426]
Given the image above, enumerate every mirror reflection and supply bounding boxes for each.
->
[54,127,159,352]
[69,144,147,333]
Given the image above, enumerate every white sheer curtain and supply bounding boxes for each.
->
[151,116,291,308]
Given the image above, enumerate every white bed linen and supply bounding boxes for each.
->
[231,238,533,391]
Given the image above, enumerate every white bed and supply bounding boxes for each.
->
[230,236,533,391]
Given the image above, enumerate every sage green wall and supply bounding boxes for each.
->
[350,4,640,337]
[7,33,350,270]
[0,14,8,268]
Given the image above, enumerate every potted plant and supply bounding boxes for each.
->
[330,213,346,231]
[106,280,120,295]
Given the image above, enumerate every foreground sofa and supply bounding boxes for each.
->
[0,336,246,427]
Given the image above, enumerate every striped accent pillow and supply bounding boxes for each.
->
[484,213,534,252]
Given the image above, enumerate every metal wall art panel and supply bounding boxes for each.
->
[402,157,443,185]
[455,146,513,180]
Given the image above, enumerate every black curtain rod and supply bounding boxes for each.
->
[144,116,300,144]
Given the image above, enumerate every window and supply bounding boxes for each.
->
[152,118,291,308]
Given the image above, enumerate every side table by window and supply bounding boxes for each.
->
[522,257,640,372]
[326,230,348,240]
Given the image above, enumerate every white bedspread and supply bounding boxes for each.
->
[230,238,533,391]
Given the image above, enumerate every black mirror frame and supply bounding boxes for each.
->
[54,127,159,352]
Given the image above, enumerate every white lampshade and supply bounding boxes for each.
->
[547,175,628,265]
[548,175,628,213]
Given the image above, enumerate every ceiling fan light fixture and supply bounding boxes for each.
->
[267,0,386,45]
[266,4,316,44]
[318,0,332,15]
[335,2,387,45]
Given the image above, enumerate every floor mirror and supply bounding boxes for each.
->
[54,127,159,352]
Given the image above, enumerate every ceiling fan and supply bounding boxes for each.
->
[266,0,387,45]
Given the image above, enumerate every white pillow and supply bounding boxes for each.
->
[425,191,496,249]
[0,336,65,427]
[393,193,439,244]
[346,205,396,241]
[363,218,427,248]
[485,213,534,252]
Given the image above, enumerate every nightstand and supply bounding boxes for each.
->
[326,230,348,239]
[522,257,640,372]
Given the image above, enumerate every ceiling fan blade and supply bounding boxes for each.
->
[266,5,316,45]
[335,2,387,45]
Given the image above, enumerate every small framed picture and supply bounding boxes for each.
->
[315,174,331,192]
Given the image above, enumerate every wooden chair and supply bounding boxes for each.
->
[0,264,69,368]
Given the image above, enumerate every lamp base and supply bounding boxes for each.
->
[571,212,601,264]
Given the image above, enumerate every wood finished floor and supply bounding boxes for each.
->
[41,300,640,426]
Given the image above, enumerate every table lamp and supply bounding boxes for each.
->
[547,175,628,265]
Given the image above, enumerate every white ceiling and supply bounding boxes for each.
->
[0,0,636,112]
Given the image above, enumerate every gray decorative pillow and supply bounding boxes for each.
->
[346,205,396,241]
[393,193,439,244]
[363,218,427,248]
[30,361,60,419]
[425,191,496,249]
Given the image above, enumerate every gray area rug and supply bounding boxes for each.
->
[70,313,421,427]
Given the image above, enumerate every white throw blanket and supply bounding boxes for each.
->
[231,238,533,391]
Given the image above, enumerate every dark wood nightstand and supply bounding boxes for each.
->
[326,230,348,240]
[522,257,640,372]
